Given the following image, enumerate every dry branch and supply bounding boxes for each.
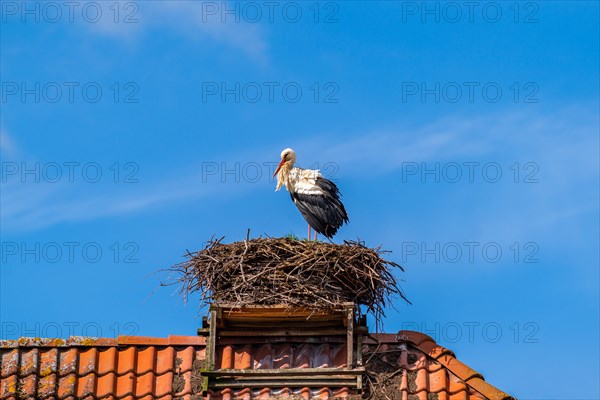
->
[164,236,409,321]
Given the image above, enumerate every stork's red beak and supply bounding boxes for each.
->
[273,159,285,177]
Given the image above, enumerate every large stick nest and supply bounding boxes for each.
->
[166,236,410,320]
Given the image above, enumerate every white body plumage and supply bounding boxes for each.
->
[274,148,348,239]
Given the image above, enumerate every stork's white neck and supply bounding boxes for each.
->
[277,166,323,193]
[275,162,295,191]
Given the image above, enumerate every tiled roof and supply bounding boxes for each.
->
[0,331,514,400]
[0,335,205,400]
[370,332,514,400]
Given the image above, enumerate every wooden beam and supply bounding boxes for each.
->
[210,380,358,388]
[357,332,363,367]
[215,336,349,345]
[206,309,217,371]
[346,307,354,369]
[217,328,348,337]
[212,374,359,381]
[203,367,365,376]
[221,318,344,329]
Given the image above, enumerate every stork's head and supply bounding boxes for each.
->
[274,148,296,190]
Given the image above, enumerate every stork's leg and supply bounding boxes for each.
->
[314,231,318,241]
[307,224,312,241]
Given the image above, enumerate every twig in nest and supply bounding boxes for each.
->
[162,236,410,322]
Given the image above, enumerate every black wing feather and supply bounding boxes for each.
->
[290,177,349,238]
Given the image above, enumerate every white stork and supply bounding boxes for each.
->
[273,148,349,240]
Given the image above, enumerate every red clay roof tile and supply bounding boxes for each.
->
[395,330,436,346]
[465,377,513,400]
[437,354,484,382]
[0,337,205,400]
[0,330,514,400]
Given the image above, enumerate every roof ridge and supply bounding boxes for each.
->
[396,330,515,400]
[0,335,205,348]
[0,336,118,348]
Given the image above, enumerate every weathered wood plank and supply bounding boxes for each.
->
[215,336,349,345]
[217,328,348,337]
[346,307,354,369]
[204,367,365,376]
[206,309,217,370]
[211,380,359,388]
[213,374,359,381]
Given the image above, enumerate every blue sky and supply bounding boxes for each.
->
[1,1,598,398]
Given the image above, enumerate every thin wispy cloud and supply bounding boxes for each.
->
[0,143,278,233]
[2,106,597,234]
[83,1,268,63]
[0,129,19,158]
[330,105,599,244]
[1,171,219,233]
[306,105,598,180]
